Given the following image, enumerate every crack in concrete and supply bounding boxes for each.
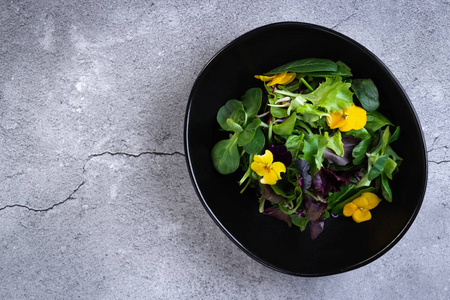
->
[429,160,450,164]
[426,136,449,154]
[0,150,185,213]
[427,136,439,152]
[427,145,448,153]
[88,150,185,158]
[332,12,357,29]
[0,181,85,212]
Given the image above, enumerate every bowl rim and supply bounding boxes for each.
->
[184,21,428,276]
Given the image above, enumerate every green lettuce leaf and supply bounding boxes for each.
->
[326,131,344,157]
[273,113,297,136]
[302,76,353,113]
[298,133,328,176]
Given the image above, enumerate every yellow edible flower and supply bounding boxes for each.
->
[343,192,382,223]
[326,104,367,132]
[254,72,296,86]
[251,150,286,185]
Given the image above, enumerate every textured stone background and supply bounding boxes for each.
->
[1,0,449,299]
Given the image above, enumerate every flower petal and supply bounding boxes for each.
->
[352,208,372,223]
[326,112,346,129]
[282,72,297,85]
[352,195,369,208]
[267,72,287,86]
[254,75,275,82]
[343,202,358,217]
[270,161,286,179]
[260,169,279,185]
[253,150,273,165]
[338,105,367,132]
[267,72,296,86]
[361,192,381,209]
[251,161,268,176]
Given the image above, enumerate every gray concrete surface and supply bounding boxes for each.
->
[0,0,449,299]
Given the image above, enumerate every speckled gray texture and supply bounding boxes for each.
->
[0,0,449,299]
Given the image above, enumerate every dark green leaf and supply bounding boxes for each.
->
[285,133,304,155]
[345,128,372,140]
[304,61,353,77]
[243,128,265,154]
[365,111,392,133]
[268,96,289,118]
[327,184,355,208]
[271,184,288,197]
[217,100,246,132]
[268,58,337,74]
[368,154,389,181]
[238,118,261,147]
[351,79,379,112]
[211,135,240,174]
[226,118,243,133]
[381,173,392,202]
[385,145,403,164]
[241,88,262,119]
[352,138,371,165]
[388,126,401,144]
[291,214,308,231]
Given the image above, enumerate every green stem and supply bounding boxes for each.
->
[263,82,273,96]
[238,155,253,186]
[230,132,239,144]
[274,88,299,98]
[258,196,266,213]
[300,78,314,92]
[278,197,302,215]
[304,189,318,200]
[268,120,273,144]
[240,177,251,194]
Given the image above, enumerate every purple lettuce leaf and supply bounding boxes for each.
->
[304,193,327,221]
[322,134,360,166]
[322,148,349,166]
[313,167,351,196]
[259,184,284,204]
[309,219,325,240]
[294,158,311,192]
[263,206,292,227]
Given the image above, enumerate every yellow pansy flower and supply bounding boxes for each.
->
[343,192,382,223]
[254,72,296,86]
[326,104,367,132]
[251,150,286,185]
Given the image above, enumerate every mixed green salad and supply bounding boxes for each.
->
[211,58,402,239]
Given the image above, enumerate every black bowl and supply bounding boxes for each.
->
[184,22,427,276]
